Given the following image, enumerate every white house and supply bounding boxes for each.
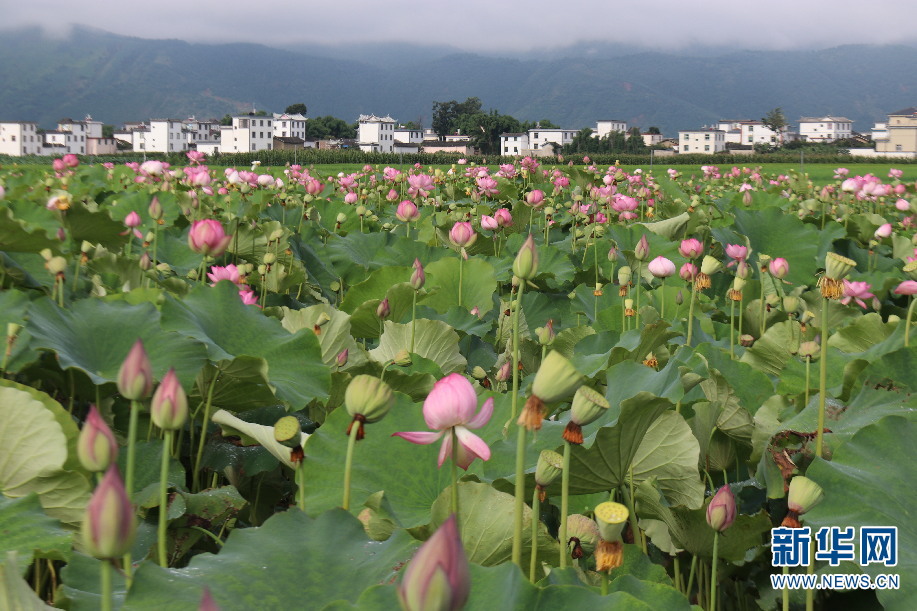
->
[678,129,726,154]
[642,133,665,147]
[132,119,189,153]
[357,114,396,153]
[44,118,90,155]
[394,126,424,145]
[528,128,576,153]
[219,115,275,153]
[740,121,782,145]
[272,113,307,140]
[799,116,853,142]
[183,117,220,148]
[871,122,888,141]
[0,121,43,156]
[594,120,628,138]
[500,132,529,156]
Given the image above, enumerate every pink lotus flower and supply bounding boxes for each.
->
[449,222,476,248]
[494,208,512,228]
[207,264,242,285]
[526,189,545,207]
[392,373,493,470]
[725,244,748,266]
[238,289,259,305]
[481,214,498,231]
[679,262,697,282]
[894,280,917,295]
[679,238,703,259]
[768,258,789,279]
[186,150,206,165]
[63,154,79,168]
[476,175,499,197]
[343,191,358,204]
[407,173,435,198]
[77,404,118,473]
[889,168,903,179]
[874,223,893,239]
[188,220,232,257]
[648,256,676,278]
[840,280,875,308]
[706,485,736,532]
[398,514,470,611]
[396,200,420,222]
[81,465,136,559]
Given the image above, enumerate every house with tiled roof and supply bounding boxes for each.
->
[798,116,853,142]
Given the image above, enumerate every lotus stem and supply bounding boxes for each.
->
[342,421,360,511]
[451,429,459,518]
[905,295,916,348]
[296,461,306,512]
[804,355,811,407]
[511,282,526,567]
[410,289,417,354]
[558,440,572,569]
[686,554,698,602]
[529,487,541,581]
[710,531,719,611]
[635,262,642,327]
[100,559,113,611]
[192,371,219,491]
[806,537,816,611]
[122,398,141,581]
[457,255,464,308]
[158,430,172,566]
[729,298,736,359]
[815,297,829,458]
[660,277,666,319]
[686,281,698,345]
[782,566,790,611]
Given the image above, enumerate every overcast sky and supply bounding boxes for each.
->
[3,0,916,52]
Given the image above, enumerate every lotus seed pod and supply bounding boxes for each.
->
[700,255,722,276]
[569,386,610,427]
[787,476,824,516]
[798,340,819,359]
[47,256,68,274]
[263,252,277,265]
[471,366,487,380]
[825,252,856,280]
[594,502,629,542]
[531,351,582,404]
[273,415,302,449]
[344,375,394,423]
[617,266,632,286]
[566,514,600,556]
[393,349,413,366]
[534,450,563,488]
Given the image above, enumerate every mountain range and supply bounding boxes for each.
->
[1,26,916,136]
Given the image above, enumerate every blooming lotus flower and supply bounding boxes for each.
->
[52,158,66,173]
[398,515,470,611]
[77,404,118,472]
[81,465,136,559]
[238,289,259,305]
[894,280,917,295]
[207,264,242,286]
[407,173,435,198]
[140,160,165,177]
[679,238,703,259]
[679,262,697,282]
[188,220,232,257]
[725,244,748,266]
[647,256,676,278]
[706,485,736,532]
[393,373,493,470]
[840,280,875,308]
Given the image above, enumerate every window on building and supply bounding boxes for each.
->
[10,135,14,141]
[704,145,710,151]
[897,144,903,151]
[704,134,710,140]
[683,145,688,151]
[534,143,539,149]
[534,133,539,139]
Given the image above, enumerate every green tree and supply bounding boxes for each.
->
[220,114,233,126]
[647,126,661,134]
[285,103,308,115]
[455,110,521,155]
[102,124,114,138]
[762,108,787,144]
[520,119,560,130]
[307,116,357,140]
[431,97,483,137]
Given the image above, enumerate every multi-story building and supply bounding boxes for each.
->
[678,129,726,154]
[0,121,43,156]
[183,117,220,149]
[272,113,307,140]
[357,114,396,153]
[642,132,665,147]
[500,132,529,155]
[44,118,90,155]
[132,119,189,153]
[798,116,853,142]
[594,120,628,138]
[394,126,424,145]
[219,115,275,153]
[874,107,917,156]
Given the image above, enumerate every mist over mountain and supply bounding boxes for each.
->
[2,26,915,136]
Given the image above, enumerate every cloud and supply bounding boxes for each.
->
[3,0,916,52]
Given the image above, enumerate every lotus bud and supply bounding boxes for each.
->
[706,485,736,532]
[411,259,425,290]
[512,234,539,280]
[376,298,390,320]
[607,247,619,262]
[393,349,413,366]
[769,257,790,279]
[336,349,349,368]
[634,234,650,261]
[535,320,555,346]
[495,361,512,382]
[736,259,751,279]
[534,449,564,498]
[150,368,188,431]
[874,223,893,239]
[117,339,153,400]
[139,252,153,271]
[471,366,487,380]
[199,588,219,611]
[564,386,610,444]
[567,514,600,558]
[147,196,163,220]
[675,290,684,305]
[345,375,394,439]
[81,465,137,559]
[398,514,470,611]
[78,404,118,472]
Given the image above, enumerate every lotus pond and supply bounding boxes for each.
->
[0,156,915,610]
